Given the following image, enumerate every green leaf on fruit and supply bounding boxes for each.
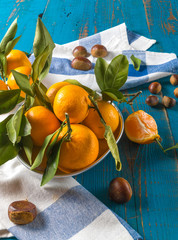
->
[104,55,129,90]
[0,116,19,165]
[104,124,122,171]
[21,136,33,165]
[0,18,18,53]
[41,137,64,186]
[12,70,34,97]
[94,58,108,90]
[0,89,20,114]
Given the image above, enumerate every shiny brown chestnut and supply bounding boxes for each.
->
[145,95,159,106]
[162,96,176,108]
[148,82,162,94]
[71,57,92,71]
[170,75,178,86]
[8,200,37,225]
[91,44,108,58]
[174,88,178,98]
[72,46,87,57]
[109,177,132,204]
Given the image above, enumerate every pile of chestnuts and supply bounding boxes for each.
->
[71,44,108,71]
[145,75,177,108]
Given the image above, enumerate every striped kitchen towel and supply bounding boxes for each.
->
[0,159,142,240]
[0,22,177,240]
[38,22,178,91]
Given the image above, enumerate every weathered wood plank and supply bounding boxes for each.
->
[42,0,178,239]
[0,0,48,53]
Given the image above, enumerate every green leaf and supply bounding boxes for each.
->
[31,129,59,170]
[0,115,13,135]
[6,106,24,145]
[11,70,34,97]
[104,124,122,171]
[32,18,55,81]
[32,45,51,82]
[94,58,108,90]
[104,55,129,90]
[130,54,141,71]
[0,139,19,165]
[24,95,35,112]
[0,52,7,78]
[102,89,126,102]
[34,82,52,110]
[0,18,17,53]
[33,18,55,57]
[164,143,178,152]
[4,35,21,56]
[41,138,64,186]
[19,115,31,137]
[0,115,19,165]
[0,89,20,114]
[21,136,33,165]
[64,79,100,99]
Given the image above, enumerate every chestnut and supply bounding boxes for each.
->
[91,44,108,58]
[145,95,159,106]
[162,96,176,108]
[109,177,132,204]
[71,57,92,71]
[170,75,178,86]
[148,82,162,94]
[174,88,178,98]
[8,200,37,225]
[72,46,87,57]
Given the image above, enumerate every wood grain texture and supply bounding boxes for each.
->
[0,0,177,240]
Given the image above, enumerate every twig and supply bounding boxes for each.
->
[127,91,142,105]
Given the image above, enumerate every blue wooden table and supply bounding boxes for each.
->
[1,1,177,239]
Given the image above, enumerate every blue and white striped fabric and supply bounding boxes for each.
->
[38,22,178,91]
[0,159,142,240]
[0,23,177,240]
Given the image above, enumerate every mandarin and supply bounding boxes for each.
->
[83,100,120,139]
[53,85,90,123]
[25,106,60,147]
[53,124,99,173]
[0,80,8,90]
[6,50,31,76]
[125,110,160,144]
[46,81,70,104]
[7,66,33,98]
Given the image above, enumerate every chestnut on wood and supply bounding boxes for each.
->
[174,88,178,98]
[162,96,176,108]
[109,177,132,204]
[145,95,159,106]
[170,75,178,86]
[148,82,162,94]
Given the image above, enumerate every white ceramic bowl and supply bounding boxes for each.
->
[17,104,124,178]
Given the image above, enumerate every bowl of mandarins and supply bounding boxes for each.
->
[17,82,124,181]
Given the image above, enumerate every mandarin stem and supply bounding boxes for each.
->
[155,138,165,153]
[88,95,106,125]
[65,113,72,141]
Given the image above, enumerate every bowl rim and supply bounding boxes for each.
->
[17,103,124,178]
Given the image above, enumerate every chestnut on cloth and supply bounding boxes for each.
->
[1,23,178,240]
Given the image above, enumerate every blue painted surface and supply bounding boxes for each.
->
[0,0,177,240]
